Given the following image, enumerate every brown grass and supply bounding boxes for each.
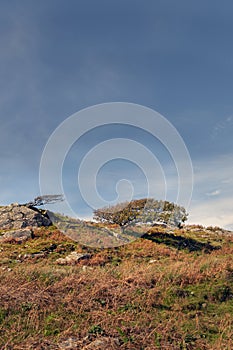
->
[0,225,233,349]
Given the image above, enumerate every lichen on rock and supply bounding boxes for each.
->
[0,203,51,230]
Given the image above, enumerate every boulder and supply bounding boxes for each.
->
[0,228,33,243]
[0,203,51,230]
[56,252,91,265]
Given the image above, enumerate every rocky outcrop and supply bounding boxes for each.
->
[0,203,52,230]
[0,228,33,243]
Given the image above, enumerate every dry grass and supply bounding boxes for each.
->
[0,225,233,349]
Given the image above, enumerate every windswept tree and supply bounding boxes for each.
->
[93,198,188,231]
[93,199,147,232]
[139,199,188,227]
[24,195,64,208]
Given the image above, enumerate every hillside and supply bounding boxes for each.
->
[0,220,233,349]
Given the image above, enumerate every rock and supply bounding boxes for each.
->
[1,267,12,272]
[0,204,51,230]
[81,337,120,349]
[82,265,94,272]
[58,337,79,349]
[149,259,157,264]
[31,252,47,259]
[57,336,120,350]
[0,228,33,243]
[56,252,91,265]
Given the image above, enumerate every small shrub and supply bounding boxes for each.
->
[213,285,233,302]
[88,324,105,335]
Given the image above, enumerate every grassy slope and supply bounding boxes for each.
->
[0,225,233,349]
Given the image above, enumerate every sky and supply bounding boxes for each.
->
[0,0,233,230]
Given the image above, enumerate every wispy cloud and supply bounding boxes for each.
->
[188,154,233,229]
[206,189,221,196]
[193,154,233,188]
[212,115,233,139]
[189,196,233,231]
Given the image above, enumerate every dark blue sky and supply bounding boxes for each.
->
[0,0,233,229]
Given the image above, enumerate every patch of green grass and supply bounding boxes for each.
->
[0,308,8,324]
[44,313,61,336]
[116,327,134,344]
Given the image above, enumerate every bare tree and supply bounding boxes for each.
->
[24,195,64,208]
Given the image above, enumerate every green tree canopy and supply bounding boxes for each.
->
[93,198,188,231]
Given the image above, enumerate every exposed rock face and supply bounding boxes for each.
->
[0,228,33,243]
[0,203,52,230]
